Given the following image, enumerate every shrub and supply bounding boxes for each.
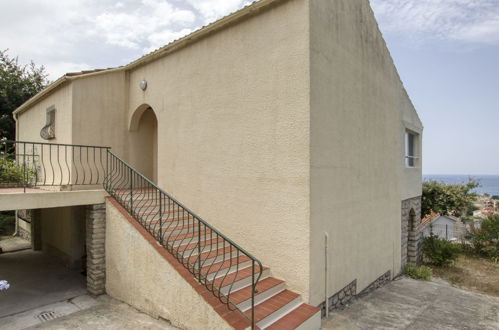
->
[0,156,35,186]
[0,211,15,236]
[404,264,432,280]
[468,215,499,261]
[422,234,461,266]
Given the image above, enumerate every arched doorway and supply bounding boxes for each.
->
[129,104,158,183]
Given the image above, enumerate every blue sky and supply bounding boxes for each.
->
[1,0,498,175]
[372,0,499,175]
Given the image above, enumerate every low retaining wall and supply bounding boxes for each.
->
[104,198,235,330]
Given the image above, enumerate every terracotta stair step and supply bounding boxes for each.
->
[186,246,237,264]
[245,290,300,325]
[142,214,194,222]
[200,255,251,277]
[165,229,212,244]
[230,277,285,306]
[266,303,321,330]
[177,237,225,253]
[212,264,266,289]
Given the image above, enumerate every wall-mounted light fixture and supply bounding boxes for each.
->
[140,80,148,91]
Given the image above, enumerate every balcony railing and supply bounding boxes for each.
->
[0,139,110,191]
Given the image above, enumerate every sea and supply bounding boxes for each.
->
[423,175,499,196]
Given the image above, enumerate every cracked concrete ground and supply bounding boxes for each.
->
[0,294,180,330]
[323,277,499,330]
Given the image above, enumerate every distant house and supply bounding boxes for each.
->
[473,208,499,218]
[421,214,462,241]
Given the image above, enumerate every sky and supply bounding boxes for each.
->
[1,0,498,175]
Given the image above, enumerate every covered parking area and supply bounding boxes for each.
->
[0,249,86,318]
[0,188,107,322]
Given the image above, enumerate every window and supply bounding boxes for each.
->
[40,106,55,140]
[405,131,418,167]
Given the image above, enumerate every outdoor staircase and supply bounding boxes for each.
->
[105,152,321,329]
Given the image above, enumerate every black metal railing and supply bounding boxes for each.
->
[105,151,262,328]
[0,139,110,191]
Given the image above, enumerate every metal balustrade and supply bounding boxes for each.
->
[105,150,263,329]
[0,139,110,191]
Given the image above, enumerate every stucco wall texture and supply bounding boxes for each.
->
[15,0,422,307]
[40,206,86,269]
[309,0,422,305]
[126,0,311,299]
[16,82,73,144]
[105,200,232,330]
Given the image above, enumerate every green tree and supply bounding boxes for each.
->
[0,49,48,140]
[421,179,479,219]
[468,214,499,261]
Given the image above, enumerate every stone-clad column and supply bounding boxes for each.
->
[402,197,422,267]
[86,203,106,295]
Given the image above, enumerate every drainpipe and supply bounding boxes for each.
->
[325,232,329,319]
[13,113,19,237]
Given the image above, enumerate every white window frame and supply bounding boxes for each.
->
[405,130,419,168]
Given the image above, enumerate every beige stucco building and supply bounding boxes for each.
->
[8,0,423,328]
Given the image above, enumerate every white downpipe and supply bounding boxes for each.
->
[325,232,329,319]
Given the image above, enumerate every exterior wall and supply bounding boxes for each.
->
[309,0,421,305]
[126,0,311,297]
[401,90,423,201]
[40,206,86,269]
[16,215,31,241]
[105,199,232,330]
[71,71,128,156]
[16,82,73,144]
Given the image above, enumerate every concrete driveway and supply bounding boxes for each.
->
[0,249,86,318]
[323,277,499,330]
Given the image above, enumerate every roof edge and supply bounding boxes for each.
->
[14,0,287,117]
[13,67,123,117]
[125,0,287,71]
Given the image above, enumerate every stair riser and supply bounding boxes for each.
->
[294,311,321,330]
[257,297,302,329]
[220,269,270,296]
[237,282,286,312]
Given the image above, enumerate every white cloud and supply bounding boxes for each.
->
[93,0,196,49]
[371,0,499,45]
[46,62,94,79]
[145,28,193,52]
[184,0,249,24]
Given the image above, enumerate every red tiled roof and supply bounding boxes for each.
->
[420,211,440,227]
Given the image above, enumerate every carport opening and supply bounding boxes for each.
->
[0,206,88,318]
